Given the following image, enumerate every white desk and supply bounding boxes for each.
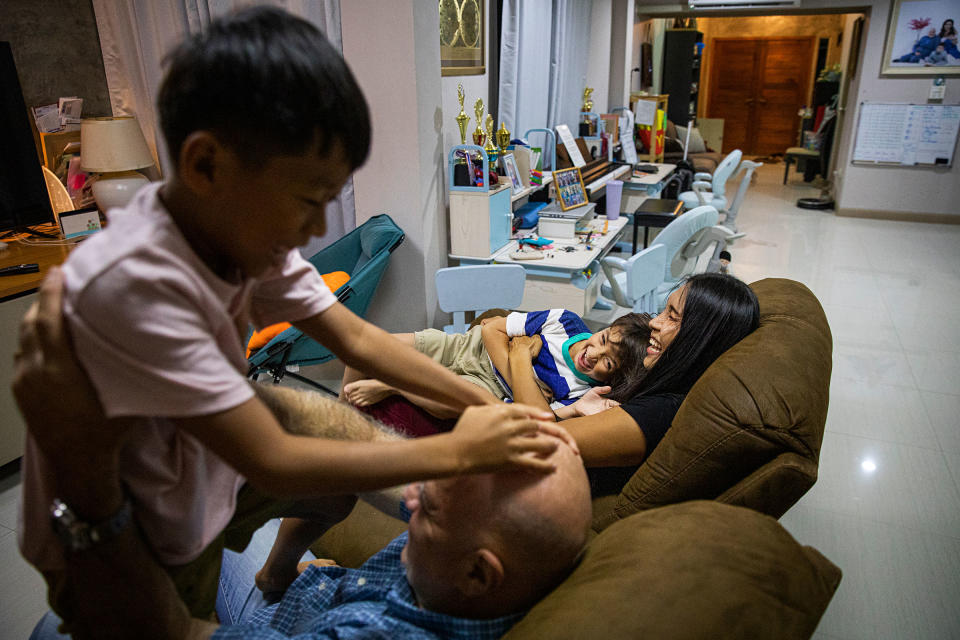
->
[489,216,629,316]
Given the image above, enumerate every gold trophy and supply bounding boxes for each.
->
[472,98,485,147]
[581,87,594,112]
[484,114,499,167]
[455,83,470,146]
[496,121,511,151]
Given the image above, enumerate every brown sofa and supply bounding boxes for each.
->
[663,119,725,173]
[307,278,837,637]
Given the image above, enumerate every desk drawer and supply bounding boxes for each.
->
[519,273,601,317]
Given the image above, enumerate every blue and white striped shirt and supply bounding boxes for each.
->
[212,532,523,639]
[497,309,593,407]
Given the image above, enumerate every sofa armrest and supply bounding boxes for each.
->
[715,452,818,519]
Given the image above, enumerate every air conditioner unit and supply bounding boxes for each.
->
[688,0,801,10]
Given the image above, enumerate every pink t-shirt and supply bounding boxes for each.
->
[19,183,337,571]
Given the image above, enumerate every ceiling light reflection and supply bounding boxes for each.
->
[860,459,877,473]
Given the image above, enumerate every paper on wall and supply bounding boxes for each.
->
[555,124,586,167]
[634,99,656,127]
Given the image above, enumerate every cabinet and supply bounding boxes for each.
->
[447,144,513,258]
[661,29,702,125]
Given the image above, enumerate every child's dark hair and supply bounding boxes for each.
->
[604,312,652,402]
[158,7,370,170]
[616,273,759,401]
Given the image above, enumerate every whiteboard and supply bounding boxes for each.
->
[852,103,960,167]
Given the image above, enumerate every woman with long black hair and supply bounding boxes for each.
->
[508,272,760,491]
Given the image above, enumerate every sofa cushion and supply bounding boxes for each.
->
[504,501,841,640]
[594,278,832,529]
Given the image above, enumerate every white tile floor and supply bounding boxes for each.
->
[1,163,958,638]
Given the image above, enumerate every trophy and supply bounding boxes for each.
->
[455,83,470,146]
[581,87,594,112]
[581,87,596,136]
[496,121,511,151]
[472,98,485,147]
[484,114,499,167]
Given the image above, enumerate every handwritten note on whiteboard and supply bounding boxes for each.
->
[853,103,960,166]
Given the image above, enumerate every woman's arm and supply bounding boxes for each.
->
[556,407,648,468]
[507,336,554,415]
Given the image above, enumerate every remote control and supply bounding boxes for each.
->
[0,263,40,276]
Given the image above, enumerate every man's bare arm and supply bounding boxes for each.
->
[480,316,512,385]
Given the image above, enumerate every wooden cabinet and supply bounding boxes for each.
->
[449,184,513,258]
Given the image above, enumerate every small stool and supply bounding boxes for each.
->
[783,147,820,184]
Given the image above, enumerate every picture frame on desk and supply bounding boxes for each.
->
[552,167,588,211]
[502,153,522,191]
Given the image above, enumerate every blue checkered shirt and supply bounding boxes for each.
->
[212,532,524,639]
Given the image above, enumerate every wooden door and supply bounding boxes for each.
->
[707,37,816,155]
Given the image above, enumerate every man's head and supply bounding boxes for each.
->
[156,7,371,279]
[401,441,592,619]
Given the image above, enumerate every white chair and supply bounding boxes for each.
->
[679,149,742,213]
[435,264,526,334]
[719,159,762,232]
[649,205,722,309]
[599,244,667,314]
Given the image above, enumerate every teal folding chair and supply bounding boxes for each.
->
[435,264,526,333]
[248,214,405,394]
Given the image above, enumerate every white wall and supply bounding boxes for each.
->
[609,0,635,110]
[587,0,613,112]
[341,0,447,331]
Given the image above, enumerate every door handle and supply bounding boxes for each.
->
[745,98,755,104]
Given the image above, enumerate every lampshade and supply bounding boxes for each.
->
[80,116,154,173]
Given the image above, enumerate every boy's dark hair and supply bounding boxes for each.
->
[604,312,652,402]
[615,273,760,402]
[158,6,370,170]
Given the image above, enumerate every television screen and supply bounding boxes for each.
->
[0,41,55,235]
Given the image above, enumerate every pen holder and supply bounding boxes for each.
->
[606,180,623,221]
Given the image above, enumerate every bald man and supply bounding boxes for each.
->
[18,271,592,640]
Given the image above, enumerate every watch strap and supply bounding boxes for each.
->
[51,497,133,553]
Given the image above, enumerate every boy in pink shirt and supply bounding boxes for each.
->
[20,6,569,624]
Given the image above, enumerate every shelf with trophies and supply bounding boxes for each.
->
[447,87,555,259]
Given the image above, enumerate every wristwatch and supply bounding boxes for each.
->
[50,497,133,553]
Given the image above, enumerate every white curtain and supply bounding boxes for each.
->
[498,0,592,157]
[91,0,356,251]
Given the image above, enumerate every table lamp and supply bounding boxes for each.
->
[80,116,154,211]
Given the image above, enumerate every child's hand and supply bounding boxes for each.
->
[571,386,621,417]
[509,335,542,360]
[449,404,577,473]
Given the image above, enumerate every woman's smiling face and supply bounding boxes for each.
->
[645,285,686,368]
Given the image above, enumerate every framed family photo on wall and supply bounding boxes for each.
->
[882,0,960,75]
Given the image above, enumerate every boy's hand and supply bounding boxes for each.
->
[509,335,542,360]
[449,404,579,473]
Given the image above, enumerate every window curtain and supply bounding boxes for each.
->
[91,0,355,252]
[498,0,592,154]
